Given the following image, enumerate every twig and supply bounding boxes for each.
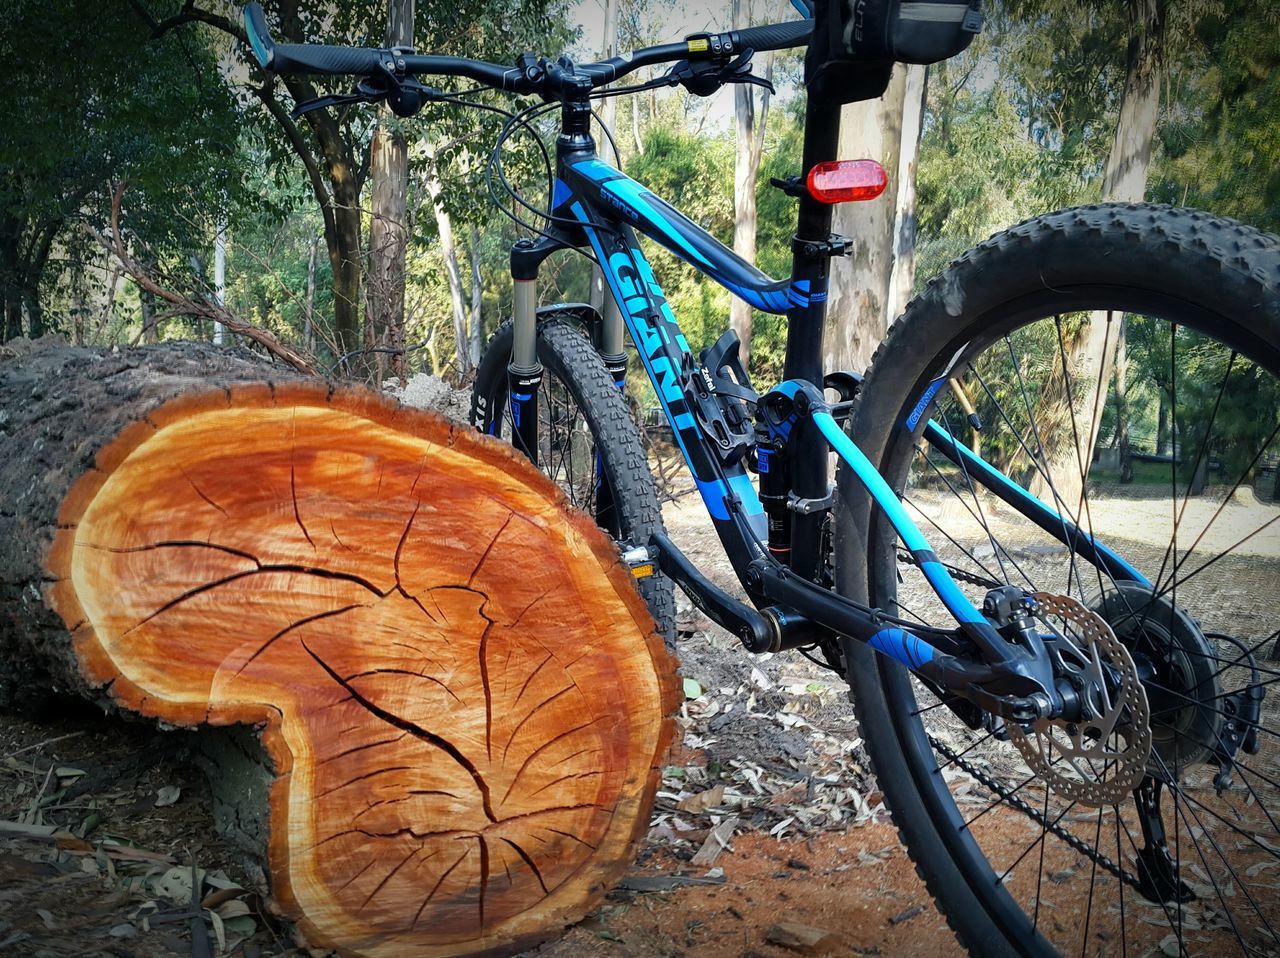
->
[2,731,84,760]
[84,182,320,376]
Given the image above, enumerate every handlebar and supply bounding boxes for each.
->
[242,2,810,96]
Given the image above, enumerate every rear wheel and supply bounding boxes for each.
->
[840,205,1280,956]
[472,317,676,641]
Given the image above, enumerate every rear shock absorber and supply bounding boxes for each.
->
[756,429,792,565]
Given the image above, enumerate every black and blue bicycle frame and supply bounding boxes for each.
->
[500,94,1148,717]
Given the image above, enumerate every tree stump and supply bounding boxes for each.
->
[0,340,680,957]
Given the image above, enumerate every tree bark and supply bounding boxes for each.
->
[730,0,774,374]
[1032,0,1165,511]
[588,0,619,324]
[470,225,484,368]
[886,64,926,324]
[1116,315,1133,482]
[365,0,413,383]
[824,66,908,376]
[0,339,679,958]
[422,145,471,377]
[304,234,319,356]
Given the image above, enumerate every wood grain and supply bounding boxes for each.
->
[46,381,680,957]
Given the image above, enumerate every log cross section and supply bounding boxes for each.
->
[46,381,679,958]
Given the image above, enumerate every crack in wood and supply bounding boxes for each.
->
[511,652,553,710]
[501,719,605,806]
[546,828,598,851]
[413,847,468,931]
[289,420,316,550]
[180,468,228,517]
[339,666,462,705]
[524,769,604,801]
[467,513,515,589]
[352,791,462,823]
[391,501,419,592]
[312,732,407,768]
[502,838,548,896]
[478,611,495,762]
[501,684,577,763]
[237,603,364,676]
[313,803,607,848]
[332,856,377,895]
[302,640,498,823]
[361,844,422,909]
[313,765,414,801]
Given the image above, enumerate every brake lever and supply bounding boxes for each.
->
[290,90,382,119]
[723,48,776,94]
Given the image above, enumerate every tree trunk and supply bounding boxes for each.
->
[470,225,484,367]
[730,0,774,374]
[0,340,679,958]
[824,66,908,375]
[588,0,619,324]
[422,147,471,377]
[140,288,159,345]
[887,64,926,323]
[365,0,413,383]
[330,184,365,371]
[1157,390,1168,456]
[1032,0,1165,511]
[304,234,319,356]
[1116,316,1133,483]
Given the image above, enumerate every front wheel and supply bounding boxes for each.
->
[471,317,675,641]
[840,205,1280,956]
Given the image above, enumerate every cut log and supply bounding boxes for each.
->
[0,339,680,957]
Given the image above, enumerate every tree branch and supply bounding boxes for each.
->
[87,183,319,375]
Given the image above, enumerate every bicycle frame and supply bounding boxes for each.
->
[500,96,1147,714]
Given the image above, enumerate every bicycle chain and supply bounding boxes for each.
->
[929,735,1142,893]
[896,550,1003,590]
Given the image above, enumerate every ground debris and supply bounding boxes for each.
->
[764,920,840,954]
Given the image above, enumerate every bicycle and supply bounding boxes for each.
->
[244,3,1280,955]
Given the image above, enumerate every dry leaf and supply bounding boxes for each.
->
[677,784,725,813]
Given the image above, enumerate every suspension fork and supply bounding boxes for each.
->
[508,275,543,464]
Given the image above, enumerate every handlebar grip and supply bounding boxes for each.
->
[243,3,275,69]
[731,19,812,52]
[242,3,385,76]
[270,43,387,76]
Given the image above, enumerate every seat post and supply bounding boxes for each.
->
[779,94,843,583]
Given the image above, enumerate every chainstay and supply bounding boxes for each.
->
[897,550,1003,590]
[928,735,1143,893]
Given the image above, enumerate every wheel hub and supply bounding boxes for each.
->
[1007,592,1152,807]
[1090,582,1224,775]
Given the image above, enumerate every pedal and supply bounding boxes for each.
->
[621,544,656,580]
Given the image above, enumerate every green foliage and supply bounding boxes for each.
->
[1154,3,1280,231]
[0,0,248,336]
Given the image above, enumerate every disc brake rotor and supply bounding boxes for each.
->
[1006,592,1152,807]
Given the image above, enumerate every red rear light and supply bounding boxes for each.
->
[806,160,888,203]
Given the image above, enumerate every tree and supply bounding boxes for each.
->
[729,0,777,373]
[1032,0,1166,510]
[824,67,909,376]
[142,0,570,373]
[366,0,414,381]
[0,0,244,342]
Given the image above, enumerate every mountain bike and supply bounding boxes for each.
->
[244,4,1280,955]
